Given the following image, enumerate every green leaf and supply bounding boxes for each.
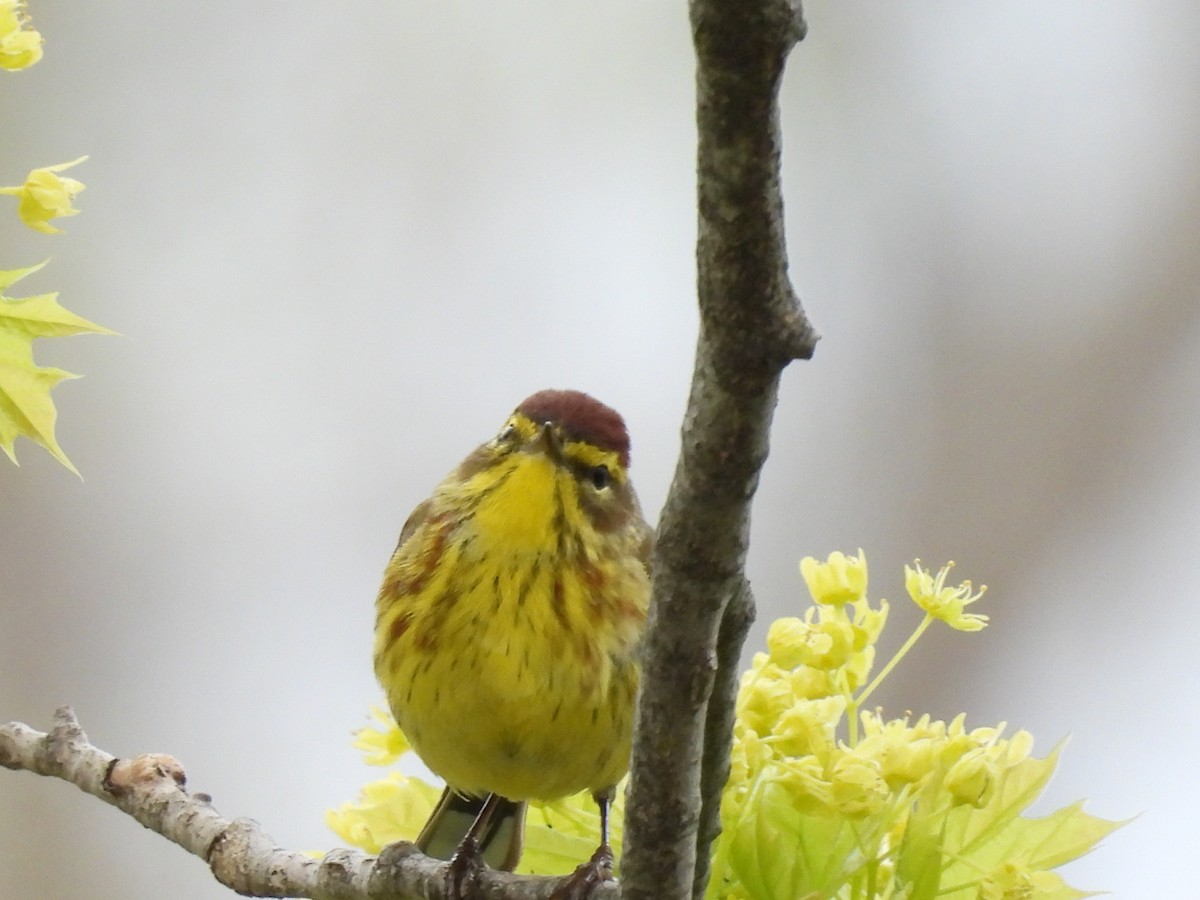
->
[0,260,47,292]
[932,743,1120,898]
[0,289,114,338]
[0,262,113,474]
[520,793,619,876]
[727,781,896,899]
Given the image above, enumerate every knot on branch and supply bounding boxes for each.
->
[697,296,819,395]
[692,0,807,78]
[104,753,186,795]
[209,817,294,895]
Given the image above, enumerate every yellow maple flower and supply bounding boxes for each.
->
[800,549,868,605]
[0,1,42,70]
[829,752,889,818]
[904,559,989,631]
[0,157,87,233]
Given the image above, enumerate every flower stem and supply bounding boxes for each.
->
[855,614,934,709]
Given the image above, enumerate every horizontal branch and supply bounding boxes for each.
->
[0,708,619,900]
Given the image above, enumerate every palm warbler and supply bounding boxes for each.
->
[373,389,651,884]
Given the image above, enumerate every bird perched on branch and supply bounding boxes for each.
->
[373,389,652,897]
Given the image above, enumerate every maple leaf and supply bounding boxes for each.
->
[0,260,114,475]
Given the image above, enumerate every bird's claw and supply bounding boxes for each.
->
[549,844,616,900]
[445,837,484,900]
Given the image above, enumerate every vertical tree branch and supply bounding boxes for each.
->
[621,2,814,899]
[692,582,756,899]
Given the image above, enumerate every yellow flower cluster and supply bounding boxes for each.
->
[0,0,41,71]
[327,770,443,855]
[725,553,913,831]
[707,552,1115,899]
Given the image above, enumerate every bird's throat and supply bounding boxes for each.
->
[468,453,570,555]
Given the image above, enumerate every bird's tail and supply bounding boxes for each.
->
[416,787,527,872]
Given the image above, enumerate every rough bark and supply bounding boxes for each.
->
[620,2,813,898]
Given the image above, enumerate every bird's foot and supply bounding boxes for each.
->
[549,843,615,900]
[445,837,484,900]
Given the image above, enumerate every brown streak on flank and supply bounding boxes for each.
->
[414,581,458,652]
[414,623,438,653]
[516,389,631,468]
[388,611,414,644]
[400,519,451,598]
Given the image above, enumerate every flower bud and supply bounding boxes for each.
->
[830,753,889,817]
[946,748,998,808]
[800,550,868,605]
[766,617,818,669]
[0,157,87,233]
[774,757,833,816]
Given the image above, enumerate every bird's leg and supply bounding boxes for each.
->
[445,793,504,899]
[549,792,616,900]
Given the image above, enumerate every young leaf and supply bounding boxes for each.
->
[0,263,113,473]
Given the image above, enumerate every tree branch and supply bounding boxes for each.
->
[692,582,756,899]
[0,708,618,900]
[621,1,814,898]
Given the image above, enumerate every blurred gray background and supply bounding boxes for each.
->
[2,2,1197,897]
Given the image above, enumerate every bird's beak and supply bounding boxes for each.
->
[536,421,563,462]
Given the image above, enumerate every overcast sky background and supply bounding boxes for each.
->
[2,3,1198,897]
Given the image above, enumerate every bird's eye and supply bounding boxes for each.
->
[589,465,611,490]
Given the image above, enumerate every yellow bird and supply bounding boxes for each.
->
[373,389,652,892]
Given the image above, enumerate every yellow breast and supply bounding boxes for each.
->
[373,452,648,801]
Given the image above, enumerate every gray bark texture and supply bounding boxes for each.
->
[621,2,815,899]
